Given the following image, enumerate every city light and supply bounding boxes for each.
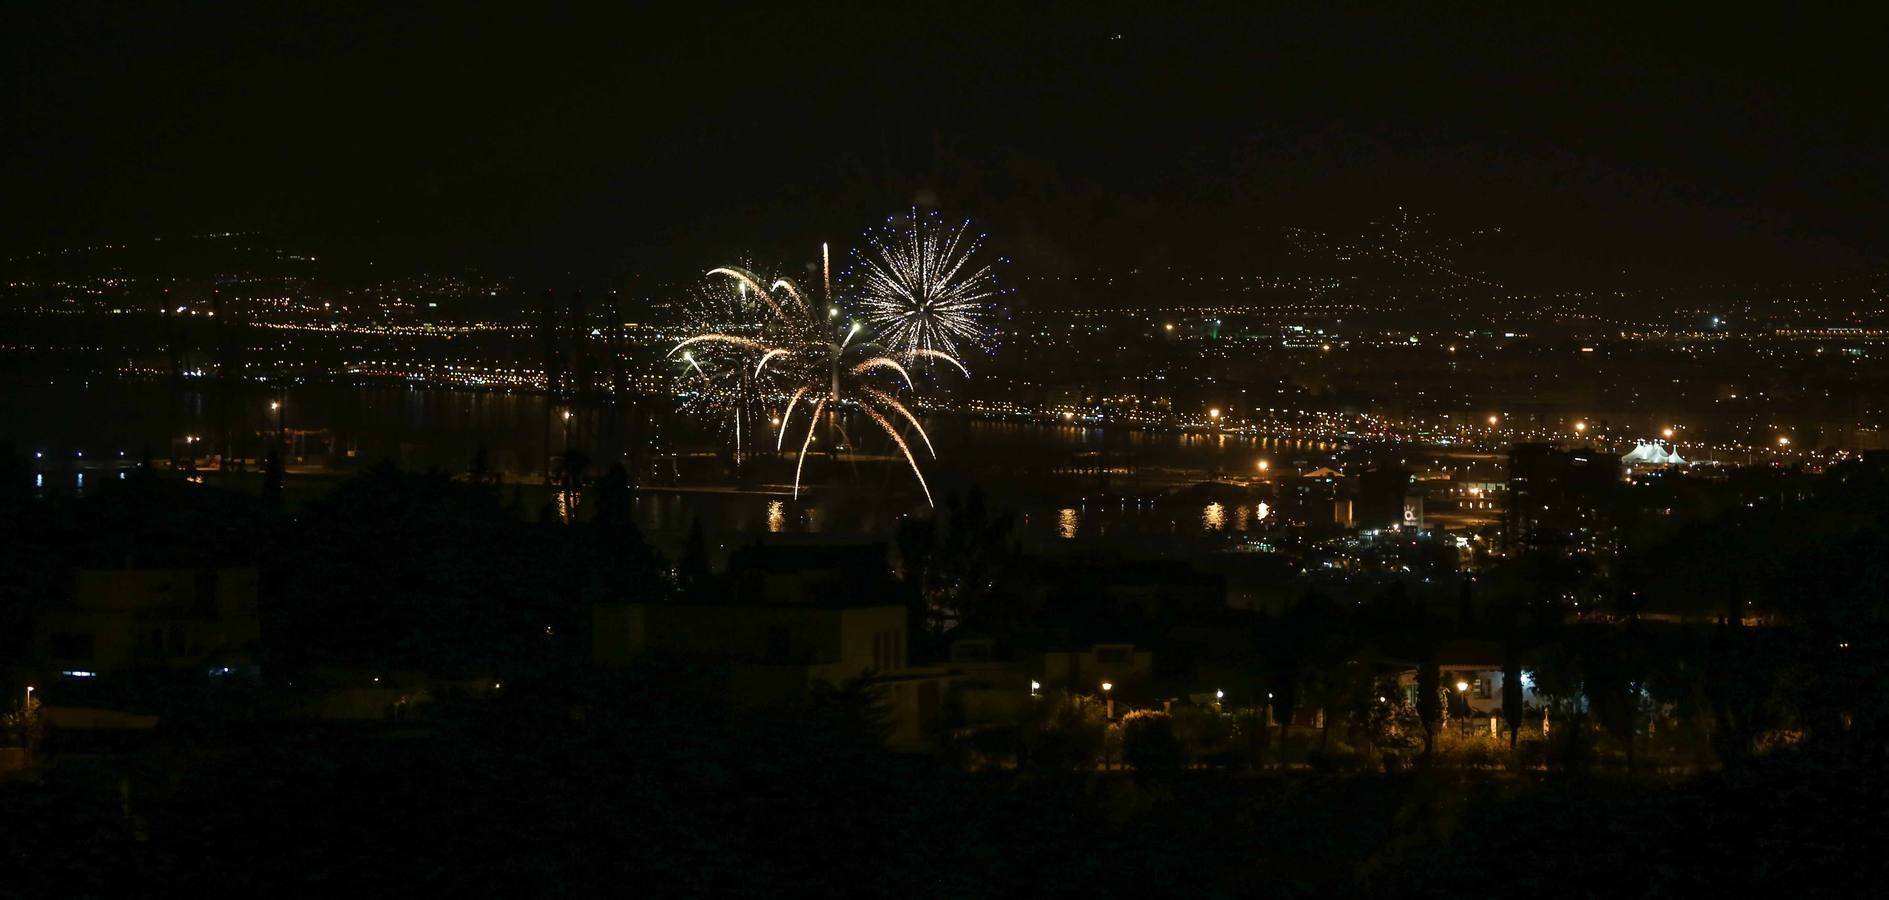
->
[2,12,1881,878]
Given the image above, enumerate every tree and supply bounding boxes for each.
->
[1347,676,1420,754]
[261,449,284,510]
[1269,655,1299,762]
[895,516,939,640]
[589,463,662,603]
[1417,643,1441,762]
[1502,633,1525,751]
[1268,591,1343,760]
[930,488,1017,632]
[592,463,634,529]
[1583,624,1648,772]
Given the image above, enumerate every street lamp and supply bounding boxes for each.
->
[1030,680,1041,696]
[1101,681,1114,720]
[1257,459,1270,474]
[1573,420,1587,434]
[1777,435,1791,448]
[1488,414,1499,427]
[1662,426,1674,440]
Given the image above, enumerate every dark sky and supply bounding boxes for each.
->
[4,4,1885,286]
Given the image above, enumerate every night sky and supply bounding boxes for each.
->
[4,4,1884,285]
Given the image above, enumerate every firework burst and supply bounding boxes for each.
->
[848,209,1004,359]
[667,265,784,463]
[671,257,968,505]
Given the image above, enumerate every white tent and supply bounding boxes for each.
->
[1622,441,1686,466]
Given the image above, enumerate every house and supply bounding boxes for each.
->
[29,567,262,730]
[34,568,260,678]
[941,628,1158,728]
[593,541,951,749]
[1395,640,1544,718]
[35,568,261,676]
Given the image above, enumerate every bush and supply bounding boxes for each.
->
[1119,710,1184,774]
[1170,704,1234,761]
[1305,748,1370,773]
[1023,693,1106,771]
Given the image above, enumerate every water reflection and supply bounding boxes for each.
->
[767,500,785,533]
[1202,502,1226,531]
[1256,501,1271,523]
[1057,507,1079,539]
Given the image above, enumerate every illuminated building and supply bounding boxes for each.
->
[1504,444,1620,559]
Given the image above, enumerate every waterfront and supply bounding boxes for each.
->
[3,379,1502,550]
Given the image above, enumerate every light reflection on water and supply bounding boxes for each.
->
[1203,501,1272,533]
[767,500,785,533]
[1058,507,1079,539]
